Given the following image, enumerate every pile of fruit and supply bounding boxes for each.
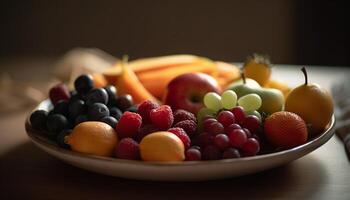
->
[29,54,334,162]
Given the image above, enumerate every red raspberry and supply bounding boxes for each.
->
[174,120,197,136]
[115,138,140,160]
[116,112,142,138]
[49,83,70,105]
[173,109,197,124]
[150,105,174,130]
[137,100,159,123]
[168,127,191,149]
[136,124,159,142]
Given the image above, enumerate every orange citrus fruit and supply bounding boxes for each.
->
[139,131,185,162]
[264,111,308,149]
[66,121,118,157]
[284,67,333,135]
[243,54,271,86]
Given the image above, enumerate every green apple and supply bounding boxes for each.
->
[226,78,284,114]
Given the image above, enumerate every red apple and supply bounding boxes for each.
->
[164,73,221,114]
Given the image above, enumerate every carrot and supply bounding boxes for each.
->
[117,57,159,104]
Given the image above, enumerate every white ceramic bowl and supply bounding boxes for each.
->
[25,100,335,181]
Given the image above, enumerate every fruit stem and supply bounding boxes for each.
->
[301,67,308,85]
[241,70,246,84]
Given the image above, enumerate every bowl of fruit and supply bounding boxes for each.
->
[25,54,335,181]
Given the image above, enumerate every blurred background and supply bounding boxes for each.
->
[0,0,349,66]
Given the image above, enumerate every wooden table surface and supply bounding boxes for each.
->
[1,59,350,200]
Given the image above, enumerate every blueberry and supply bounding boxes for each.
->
[74,74,94,95]
[88,103,110,120]
[46,114,69,138]
[115,95,133,111]
[109,107,123,120]
[104,85,118,103]
[75,114,89,126]
[69,91,81,102]
[57,129,71,149]
[85,88,108,106]
[126,105,138,113]
[30,110,48,130]
[100,116,118,128]
[68,99,86,119]
[52,100,69,117]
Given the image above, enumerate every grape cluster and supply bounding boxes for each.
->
[29,74,135,148]
[187,90,263,160]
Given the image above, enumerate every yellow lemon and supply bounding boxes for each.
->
[140,131,185,162]
[66,121,118,157]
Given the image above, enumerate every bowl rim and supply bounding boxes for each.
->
[25,99,336,167]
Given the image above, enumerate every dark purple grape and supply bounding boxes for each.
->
[74,114,88,125]
[189,145,201,151]
[85,88,108,106]
[228,129,247,148]
[57,129,71,149]
[242,115,261,134]
[243,128,252,138]
[74,74,94,95]
[230,106,245,124]
[214,134,230,150]
[203,118,217,131]
[52,100,69,117]
[197,132,214,147]
[109,107,123,120]
[30,110,48,130]
[217,110,235,127]
[115,95,133,111]
[222,148,241,159]
[100,116,118,128]
[104,85,118,104]
[88,103,110,120]
[46,114,69,137]
[202,145,221,160]
[207,122,225,136]
[242,138,260,156]
[225,123,242,134]
[126,105,138,113]
[185,148,202,161]
[68,99,86,119]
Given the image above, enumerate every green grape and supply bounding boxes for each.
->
[203,92,222,111]
[238,93,262,111]
[221,90,237,109]
[197,107,216,124]
[245,110,262,122]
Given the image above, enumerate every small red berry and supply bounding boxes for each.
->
[137,100,159,123]
[150,105,174,130]
[174,120,197,136]
[116,112,142,138]
[173,109,197,124]
[168,127,191,149]
[115,138,140,160]
[49,83,70,105]
[136,124,159,142]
